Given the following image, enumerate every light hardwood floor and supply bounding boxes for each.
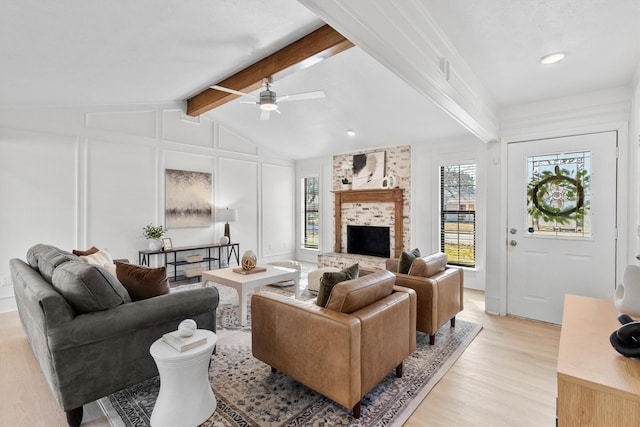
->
[0,289,560,426]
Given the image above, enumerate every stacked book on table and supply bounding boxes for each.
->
[162,329,207,352]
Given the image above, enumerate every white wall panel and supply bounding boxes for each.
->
[86,139,157,263]
[219,125,258,156]
[262,164,294,257]
[162,109,214,148]
[0,129,77,277]
[218,158,258,261]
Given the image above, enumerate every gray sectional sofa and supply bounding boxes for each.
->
[10,244,219,426]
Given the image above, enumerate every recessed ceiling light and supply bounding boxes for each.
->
[540,52,566,65]
[346,129,356,136]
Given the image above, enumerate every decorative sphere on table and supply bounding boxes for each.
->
[219,235,230,245]
[241,250,257,271]
[177,319,197,337]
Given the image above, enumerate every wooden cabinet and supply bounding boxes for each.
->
[557,294,640,426]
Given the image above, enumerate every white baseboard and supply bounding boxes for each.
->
[0,281,16,313]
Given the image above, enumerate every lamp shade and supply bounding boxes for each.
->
[216,208,238,223]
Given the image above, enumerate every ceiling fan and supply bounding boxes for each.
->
[211,78,325,120]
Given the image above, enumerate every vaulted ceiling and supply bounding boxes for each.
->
[1,0,638,159]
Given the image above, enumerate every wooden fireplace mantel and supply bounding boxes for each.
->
[333,188,404,258]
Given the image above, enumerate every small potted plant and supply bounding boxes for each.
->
[143,223,167,251]
[341,177,351,190]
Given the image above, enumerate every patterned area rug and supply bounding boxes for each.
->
[99,316,481,426]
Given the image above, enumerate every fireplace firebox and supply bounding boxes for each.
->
[347,225,390,258]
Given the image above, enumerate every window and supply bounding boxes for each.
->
[440,164,476,267]
[303,176,319,249]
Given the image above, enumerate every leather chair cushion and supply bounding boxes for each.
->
[51,261,131,314]
[326,270,395,313]
[115,262,170,301]
[408,252,447,277]
[397,248,421,274]
[317,263,359,307]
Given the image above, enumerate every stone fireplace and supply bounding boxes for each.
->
[318,145,411,270]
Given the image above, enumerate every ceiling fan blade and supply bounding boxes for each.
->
[211,85,256,98]
[277,90,325,102]
[260,109,270,120]
[239,101,258,105]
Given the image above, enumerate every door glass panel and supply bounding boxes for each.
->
[526,151,591,238]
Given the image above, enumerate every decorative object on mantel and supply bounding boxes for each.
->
[352,151,386,189]
[341,162,352,190]
[165,169,213,228]
[142,223,167,251]
[216,208,238,242]
[341,177,351,190]
[380,174,397,189]
[614,265,640,317]
[241,250,257,271]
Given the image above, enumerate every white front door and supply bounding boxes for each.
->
[507,131,618,324]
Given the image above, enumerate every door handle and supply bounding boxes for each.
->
[509,228,517,235]
[510,240,518,247]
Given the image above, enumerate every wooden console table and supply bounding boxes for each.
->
[557,294,640,426]
[138,243,240,282]
[333,188,404,258]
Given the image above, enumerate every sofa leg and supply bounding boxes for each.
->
[66,406,83,427]
[353,401,361,419]
[429,334,435,345]
[451,316,456,327]
[396,362,403,378]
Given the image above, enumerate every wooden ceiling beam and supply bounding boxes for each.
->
[186,24,354,116]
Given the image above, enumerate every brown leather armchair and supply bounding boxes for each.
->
[386,252,463,345]
[251,270,416,419]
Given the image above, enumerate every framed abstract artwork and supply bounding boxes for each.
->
[165,169,213,228]
[352,151,386,189]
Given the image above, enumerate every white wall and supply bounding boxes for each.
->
[0,103,295,312]
[295,136,487,290]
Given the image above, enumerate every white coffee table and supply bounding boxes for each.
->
[149,329,217,427]
[202,265,300,326]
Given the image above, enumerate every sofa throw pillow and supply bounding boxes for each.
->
[80,249,117,279]
[115,262,169,301]
[317,263,359,307]
[73,246,99,256]
[51,262,131,314]
[397,248,421,274]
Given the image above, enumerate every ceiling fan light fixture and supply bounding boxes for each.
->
[260,103,278,111]
[540,52,566,65]
[346,129,356,136]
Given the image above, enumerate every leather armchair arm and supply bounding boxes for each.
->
[430,268,464,326]
[385,259,399,272]
[251,292,362,409]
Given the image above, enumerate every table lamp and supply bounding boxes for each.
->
[215,208,238,242]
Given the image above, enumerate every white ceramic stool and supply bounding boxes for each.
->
[149,329,217,427]
[307,267,340,293]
